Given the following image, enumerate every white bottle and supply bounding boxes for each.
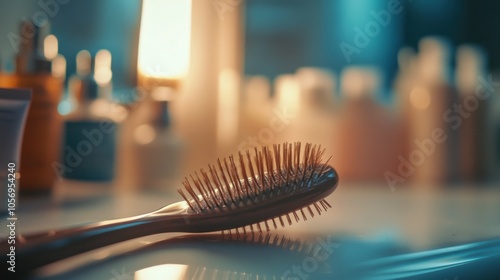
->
[336,67,403,183]
[456,45,491,182]
[132,89,184,192]
[409,37,458,185]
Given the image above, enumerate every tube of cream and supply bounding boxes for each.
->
[0,88,31,214]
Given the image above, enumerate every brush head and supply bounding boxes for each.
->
[178,142,339,234]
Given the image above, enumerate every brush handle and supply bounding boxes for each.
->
[1,164,340,275]
[0,204,188,275]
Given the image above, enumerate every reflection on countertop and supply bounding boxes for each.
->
[7,183,499,279]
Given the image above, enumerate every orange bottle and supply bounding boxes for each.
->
[0,20,63,193]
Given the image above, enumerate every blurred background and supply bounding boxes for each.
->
[2,0,499,191]
[0,0,500,186]
[0,0,500,197]
[1,0,500,278]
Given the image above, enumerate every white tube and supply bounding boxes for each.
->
[0,88,31,213]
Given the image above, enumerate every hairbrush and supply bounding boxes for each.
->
[1,142,339,273]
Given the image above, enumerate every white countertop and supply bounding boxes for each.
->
[4,181,500,279]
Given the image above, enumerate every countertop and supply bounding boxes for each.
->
[3,181,500,279]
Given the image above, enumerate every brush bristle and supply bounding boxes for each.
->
[219,231,315,255]
[219,198,332,236]
[177,142,333,234]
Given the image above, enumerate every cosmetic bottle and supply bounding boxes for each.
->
[132,88,184,191]
[94,49,113,100]
[0,21,64,193]
[295,67,336,113]
[60,51,117,182]
[52,54,67,81]
[59,50,94,118]
[455,45,490,182]
[335,67,403,182]
[53,54,74,116]
[241,76,272,143]
[394,48,418,177]
[274,74,301,115]
[394,47,418,114]
[294,67,337,155]
[408,37,458,186]
[44,33,70,117]
[240,76,271,132]
[272,74,301,145]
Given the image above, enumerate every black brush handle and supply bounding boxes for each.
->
[0,213,186,275]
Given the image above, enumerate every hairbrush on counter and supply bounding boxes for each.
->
[1,142,339,273]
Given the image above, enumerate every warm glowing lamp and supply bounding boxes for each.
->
[137,0,192,90]
[133,0,192,148]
